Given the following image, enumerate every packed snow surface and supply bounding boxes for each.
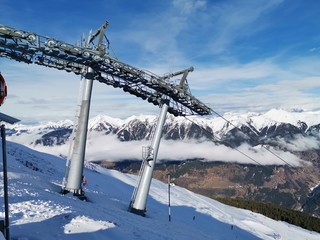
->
[0,141,319,239]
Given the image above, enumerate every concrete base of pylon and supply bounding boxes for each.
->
[73,191,87,201]
[128,205,146,217]
[61,188,87,201]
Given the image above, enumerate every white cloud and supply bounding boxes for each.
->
[185,57,320,114]
[2,51,320,124]
[172,0,207,14]
[309,47,320,53]
[274,135,320,152]
[32,133,304,167]
[190,0,284,55]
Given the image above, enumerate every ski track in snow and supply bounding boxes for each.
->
[0,141,319,239]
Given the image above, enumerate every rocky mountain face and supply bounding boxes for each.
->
[302,184,320,217]
[6,109,320,217]
[7,110,320,148]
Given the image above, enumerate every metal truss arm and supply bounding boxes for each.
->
[0,24,212,117]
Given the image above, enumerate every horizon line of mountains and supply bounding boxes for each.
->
[7,109,320,153]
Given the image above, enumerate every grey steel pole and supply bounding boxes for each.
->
[1,125,9,240]
[130,101,169,216]
[168,174,171,222]
[65,67,94,195]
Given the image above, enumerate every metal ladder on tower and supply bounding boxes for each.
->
[129,111,161,209]
[61,76,86,190]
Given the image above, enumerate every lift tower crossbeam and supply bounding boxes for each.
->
[0,23,212,209]
[0,24,212,117]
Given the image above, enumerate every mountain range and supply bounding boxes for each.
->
[5,108,320,217]
[6,108,320,147]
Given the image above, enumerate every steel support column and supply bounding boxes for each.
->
[64,67,94,196]
[1,125,10,240]
[129,100,169,216]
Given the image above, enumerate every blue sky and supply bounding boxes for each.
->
[0,0,320,123]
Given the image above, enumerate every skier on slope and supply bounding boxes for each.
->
[82,175,87,187]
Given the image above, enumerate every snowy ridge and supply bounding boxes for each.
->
[9,108,320,136]
[207,109,320,133]
[1,141,320,239]
[88,115,125,130]
[5,108,320,165]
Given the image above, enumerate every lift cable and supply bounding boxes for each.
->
[104,34,118,60]
[209,109,295,167]
[184,113,295,168]
[183,116,263,166]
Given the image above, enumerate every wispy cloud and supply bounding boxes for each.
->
[193,0,284,55]
[270,135,320,152]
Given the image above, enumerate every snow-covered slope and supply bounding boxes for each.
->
[1,141,319,239]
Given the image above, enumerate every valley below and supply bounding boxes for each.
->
[98,156,320,218]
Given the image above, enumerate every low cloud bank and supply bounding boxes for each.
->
[33,132,304,167]
[274,134,320,152]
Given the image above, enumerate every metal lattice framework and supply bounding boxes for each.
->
[0,23,211,116]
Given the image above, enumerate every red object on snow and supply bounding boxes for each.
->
[83,177,87,186]
[0,73,7,106]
